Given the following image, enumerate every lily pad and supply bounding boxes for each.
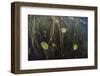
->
[41,41,48,50]
[73,43,78,51]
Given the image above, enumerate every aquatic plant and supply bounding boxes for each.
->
[73,43,78,51]
[41,41,48,50]
[28,15,88,60]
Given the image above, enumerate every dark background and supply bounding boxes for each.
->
[28,15,88,61]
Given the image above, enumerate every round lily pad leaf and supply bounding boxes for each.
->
[41,41,48,50]
[73,43,78,51]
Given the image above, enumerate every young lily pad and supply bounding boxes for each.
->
[73,43,78,51]
[41,41,48,50]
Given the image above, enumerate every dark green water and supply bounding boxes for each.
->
[28,15,88,61]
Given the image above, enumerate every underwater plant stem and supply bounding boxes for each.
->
[48,17,55,43]
[56,21,63,55]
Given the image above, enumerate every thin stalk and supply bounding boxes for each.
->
[48,17,55,44]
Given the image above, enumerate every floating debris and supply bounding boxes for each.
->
[73,43,78,51]
[41,41,48,50]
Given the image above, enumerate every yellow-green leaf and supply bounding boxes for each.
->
[73,43,78,51]
[41,41,48,50]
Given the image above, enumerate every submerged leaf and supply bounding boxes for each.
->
[73,43,78,51]
[41,41,48,50]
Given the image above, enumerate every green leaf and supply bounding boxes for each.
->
[41,41,48,50]
[73,43,78,51]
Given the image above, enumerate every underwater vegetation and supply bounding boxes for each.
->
[28,15,88,60]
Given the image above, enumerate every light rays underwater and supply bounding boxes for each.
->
[28,15,88,61]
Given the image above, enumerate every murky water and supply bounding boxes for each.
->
[28,15,88,61]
